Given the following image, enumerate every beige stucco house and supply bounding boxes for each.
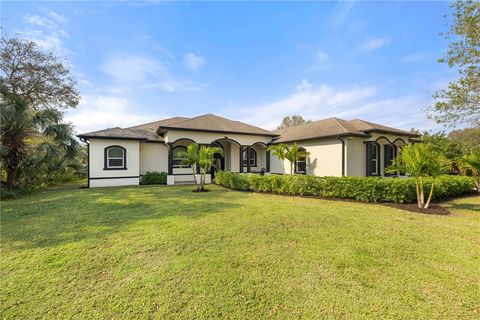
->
[78,114,419,187]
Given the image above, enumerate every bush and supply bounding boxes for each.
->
[215,171,475,203]
[141,171,167,185]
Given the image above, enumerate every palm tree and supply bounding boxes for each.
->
[457,149,480,193]
[388,143,449,209]
[197,146,223,191]
[180,143,223,191]
[268,143,310,175]
[180,143,200,191]
[285,143,310,175]
[1,91,78,188]
[268,143,288,173]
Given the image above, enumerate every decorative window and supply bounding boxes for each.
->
[366,143,379,176]
[104,146,126,170]
[295,148,307,174]
[242,148,257,167]
[172,146,190,168]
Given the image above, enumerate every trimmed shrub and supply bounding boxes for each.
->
[215,171,475,203]
[141,171,167,185]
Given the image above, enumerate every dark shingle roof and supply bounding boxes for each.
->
[158,114,277,136]
[77,127,148,140]
[78,117,188,141]
[272,117,418,143]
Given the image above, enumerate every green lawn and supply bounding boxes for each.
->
[1,185,479,319]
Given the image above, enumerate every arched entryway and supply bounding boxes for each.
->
[210,142,225,180]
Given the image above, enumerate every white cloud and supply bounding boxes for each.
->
[183,53,206,71]
[225,80,439,131]
[358,37,389,52]
[316,50,329,61]
[400,52,429,63]
[101,53,204,92]
[296,78,313,91]
[20,11,69,54]
[65,95,169,134]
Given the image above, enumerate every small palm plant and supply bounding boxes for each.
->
[388,143,449,209]
[457,149,480,193]
[285,143,310,175]
[180,143,223,192]
[268,143,310,175]
[180,143,200,191]
[197,145,223,191]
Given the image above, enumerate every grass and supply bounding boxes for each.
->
[1,185,479,319]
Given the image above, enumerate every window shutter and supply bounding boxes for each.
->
[366,143,372,176]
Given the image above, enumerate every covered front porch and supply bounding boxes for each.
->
[166,137,271,185]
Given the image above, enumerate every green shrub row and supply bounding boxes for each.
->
[141,171,167,185]
[215,171,475,203]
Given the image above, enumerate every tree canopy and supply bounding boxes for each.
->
[1,35,81,189]
[431,0,480,127]
[277,115,310,130]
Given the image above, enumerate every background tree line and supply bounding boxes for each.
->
[1,35,85,194]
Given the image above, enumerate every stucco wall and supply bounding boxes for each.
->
[270,139,343,176]
[345,137,366,176]
[139,142,168,175]
[88,139,140,187]
[346,133,410,177]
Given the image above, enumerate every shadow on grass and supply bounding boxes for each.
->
[447,201,480,213]
[2,185,246,250]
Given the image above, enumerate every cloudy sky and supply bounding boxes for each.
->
[3,1,455,134]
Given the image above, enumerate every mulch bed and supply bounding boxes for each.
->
[382,202,452,215]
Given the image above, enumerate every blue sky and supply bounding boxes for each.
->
[3,1,455,133]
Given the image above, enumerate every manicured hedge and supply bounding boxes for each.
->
[141,171,167,185]
[215,171,475,203]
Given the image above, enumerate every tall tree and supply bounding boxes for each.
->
[0,36,80,188]
[277,115,310,130]
[431,0,480,127]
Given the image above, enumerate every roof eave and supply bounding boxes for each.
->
[76,135,148,141]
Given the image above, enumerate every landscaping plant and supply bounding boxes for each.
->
[180,143,223,191]
[268,143,310,175]
[457,149,480,193]
[388,143,450,209]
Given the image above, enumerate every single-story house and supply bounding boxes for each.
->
[78,114,419,187]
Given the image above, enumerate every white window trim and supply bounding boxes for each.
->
[106,147,125,169]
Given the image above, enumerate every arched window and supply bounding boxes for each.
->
[172,146,190,168]
[295,147,307,174]
[242,148,257,167]
[104,146,126,170]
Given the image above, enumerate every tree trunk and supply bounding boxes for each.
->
[192,166,200,191]
[6,168,16,189]
[415,180,421,208]
[290,161,294,175]
[425,181,435,209]
[418,178,425,208]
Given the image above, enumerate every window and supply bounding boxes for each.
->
[242,148,257,167]
[295,148,307,174]
[104,146,126,170]
[366,143,379,176]
[384,144,397,175]
[172,146,190,168]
